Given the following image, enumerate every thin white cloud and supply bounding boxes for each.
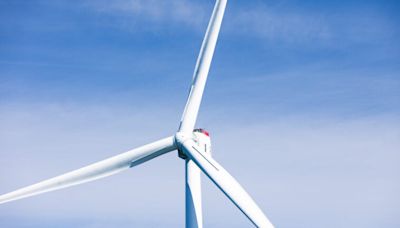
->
[83,0,209,29]
[82,0,330,41]
[226,3,396,46]
[81,1,395,46]
[228,7,331,43]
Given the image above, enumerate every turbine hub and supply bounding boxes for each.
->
[176,128,212,159]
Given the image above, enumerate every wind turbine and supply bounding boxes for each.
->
[0,0,274,227]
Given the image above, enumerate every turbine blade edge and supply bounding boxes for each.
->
[178,0,228,133]
[0,136,176,204]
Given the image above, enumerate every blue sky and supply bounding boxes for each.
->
[0,0,399,227]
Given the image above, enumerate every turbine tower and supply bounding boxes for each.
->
[0,1,274,227]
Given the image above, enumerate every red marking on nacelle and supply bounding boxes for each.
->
[194,128,210,137]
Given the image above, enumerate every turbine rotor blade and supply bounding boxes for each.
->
[0,136,176,204]
[176,134,274,227]
[178,0,227,133]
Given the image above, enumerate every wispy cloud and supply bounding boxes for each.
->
[226,4,398,47]
[80,0,397,48]
[81,0,330,41]
[228,7,331,43]
[82,0,209,29]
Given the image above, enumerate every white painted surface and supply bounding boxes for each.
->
[178,0,227,133]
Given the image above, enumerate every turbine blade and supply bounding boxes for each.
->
[178,137,274,227]
[0,136,176,204]
[178,0,227,133]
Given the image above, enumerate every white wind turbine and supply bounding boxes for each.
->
[0,1,274,227]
